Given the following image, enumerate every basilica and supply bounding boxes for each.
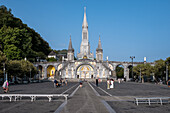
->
[61,7,111,79]
[35,7,151,80]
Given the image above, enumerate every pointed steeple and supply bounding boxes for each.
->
[97,35,102,50]
[68,35,74,52]
[82,7,88,28]
[96,35,103,61]
[67,35,74,61]
[77,7,93,60]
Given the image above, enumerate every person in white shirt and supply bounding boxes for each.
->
[110,79,114,89]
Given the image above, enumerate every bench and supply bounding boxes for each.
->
[0,94,69,102]
[134,97,170,105]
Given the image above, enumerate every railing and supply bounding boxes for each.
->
[0,94,68,102]
[134,97,170,105]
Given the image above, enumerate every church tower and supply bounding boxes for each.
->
[67,36,74,61]
[77,7,93,59]
[96,36,103,61]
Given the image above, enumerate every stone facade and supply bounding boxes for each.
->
[60,7,110,79]
[34,7,154,80]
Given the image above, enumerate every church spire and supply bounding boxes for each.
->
[68,35,74,52]
[67,35,74,61]
[97,35,102,50]
[77,7,93,60]
[82,7,88,28]
[96,35,103,61]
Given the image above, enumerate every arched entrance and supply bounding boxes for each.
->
[55,64,62,79]
[128,65,133,78]
[116,64,124,79]
[76,65,94,79]
[47,65,55,78]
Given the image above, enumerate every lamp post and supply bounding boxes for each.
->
[140,67,141,83]
[6,73,8,81]
[36,57,40,82]
[130,56,135,80]
[166,62,169,81]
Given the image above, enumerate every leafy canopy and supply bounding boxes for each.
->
[0,5,51,61]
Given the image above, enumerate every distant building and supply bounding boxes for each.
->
[57,53,67,61]
[48,51,57,59]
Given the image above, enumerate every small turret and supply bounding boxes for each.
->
[67,36,74,61]
[96,35,103,61]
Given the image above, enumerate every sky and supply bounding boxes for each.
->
[1,0,170,62]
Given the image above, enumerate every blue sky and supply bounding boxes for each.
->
[1,0,170,62]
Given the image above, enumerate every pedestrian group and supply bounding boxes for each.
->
[54,78,68,88]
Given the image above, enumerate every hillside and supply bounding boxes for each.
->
[0,5,51,62]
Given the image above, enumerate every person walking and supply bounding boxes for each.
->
[118,79,121,83]
[54,79,57,88]
[60,78,63,86]
[96,78,98,87]
[79,79,83,87]
[2,80,9,93]
[107,79,110,89]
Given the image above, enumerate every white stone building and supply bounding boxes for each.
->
[35,7,154,80]
[61,7,110,79]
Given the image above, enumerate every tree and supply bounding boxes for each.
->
[165,57,170,79]
[36,52,46,60]
[154,59,166,80]
[20,60,37,78]
[0,51,7,78]
[47,57,57,62]
[7,60,22,77]
[133,63,154,78]
[116,66,124,78]
[7,60,37,79]
[0,26,32,60]
[0,5,51,61]
[165,57,170,64]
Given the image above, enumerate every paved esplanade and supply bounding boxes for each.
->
[60,82,109,113]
